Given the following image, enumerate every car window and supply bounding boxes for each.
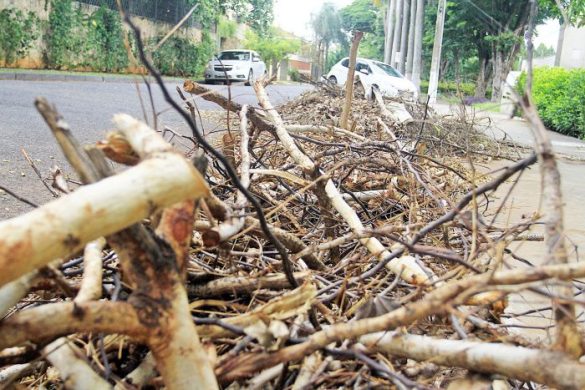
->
[356,62,370,73]
[253,54,261,61]
[219,51,250,61]
[373,61,403,78]
[341,58,349,67]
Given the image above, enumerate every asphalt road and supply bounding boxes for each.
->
[0,79,312,219]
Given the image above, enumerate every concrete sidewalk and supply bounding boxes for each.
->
[435,102,585,161]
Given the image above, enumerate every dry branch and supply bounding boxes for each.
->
[361,331,585,390]
[0,152,209,287]
[253,80,429,285]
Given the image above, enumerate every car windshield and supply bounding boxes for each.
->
[218,51,250,61]
[373,61,403,78]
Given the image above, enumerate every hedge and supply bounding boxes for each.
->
[517,67,585,139]
[419,80,486,98]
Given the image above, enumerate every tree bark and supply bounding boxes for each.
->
[361,332,585,390]
[475,50,490,98]
[555,21,567,66]
[405,0,417,79]
[398,0,410,73]
[384,0,397,64]
[428,0,447,103]
[340,31,363,130]
[390,0,403,67]
[411,0,425,90]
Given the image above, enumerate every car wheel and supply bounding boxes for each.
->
[370,84,380,100]
[245,69,253,86]
[329,75,337,84]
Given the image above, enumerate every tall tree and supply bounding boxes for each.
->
[383,0,397,63]
[390,0,402,66]
[405,0,416,78]
[311,2,343,73]
[428,0,447,103]
[411,0,424,89]
[547,0,585,66]
[398,0,410,73]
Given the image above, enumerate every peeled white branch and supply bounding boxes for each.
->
[361,331,585,390]
[74,238,106,304]
[0,270,38,317]
[373,88,413,124]
[44,338,112,390]
[0,147,209,287]
[253,81,429,285]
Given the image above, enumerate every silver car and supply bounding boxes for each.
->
[204,50,267,86]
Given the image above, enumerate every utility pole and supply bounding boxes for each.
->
[384,0,397,64]
[411,0,424,90]
[428,0,447,104]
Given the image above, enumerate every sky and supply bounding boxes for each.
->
[274,0,560,47]
[274,0,354,40]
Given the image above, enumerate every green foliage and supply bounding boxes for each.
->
[189,0,221,30]
[218,15,237,39]
[47,0,85,68]
[244,29,300,65]
[517,67,585,138]
[534,43,555,58]
[152,31,214,77]
[311,3,344,45]
[420,80,479,97]
[339,0,378,33]
[86,7,128,72]
[246,0,273,36]
[0,9,38,65]
[288,68,301,82]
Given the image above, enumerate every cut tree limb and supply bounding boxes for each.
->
[361,331,585,390]
[253,80,429,285]
[44,338,112,390]
[0,149,209,287]
[340,31,364,129]
[519,94,582,357]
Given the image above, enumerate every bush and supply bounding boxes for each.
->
[0,9,38,65]
[47,0,85,69]
[517,67,585,138]
[151,32,214,78]
[419,80,485,98]
[288,68,301,82]
[86,7,128,72]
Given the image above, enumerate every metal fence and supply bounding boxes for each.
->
[77,0,197,26]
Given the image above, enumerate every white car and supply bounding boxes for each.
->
[204,50,266,86]
[326,57,418,100]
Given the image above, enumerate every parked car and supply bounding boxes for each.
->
[204,50,266,86]
[326,57,418,100]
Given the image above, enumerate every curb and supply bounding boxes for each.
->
[0,71,183,84]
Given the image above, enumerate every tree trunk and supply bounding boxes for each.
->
[474,48,491,98]
[341,31,363,130]
[390,0,403,67]
[411,0,424,90]
[405,0,417,79]
[384,0,397,64]
[555,21,567,66]
[398,0,410,73]
[491,42,521,102]
[428,0,447,103]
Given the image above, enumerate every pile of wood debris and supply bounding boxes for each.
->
[0,79,583,390]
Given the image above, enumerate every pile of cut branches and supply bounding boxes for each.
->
[0,77,583,390]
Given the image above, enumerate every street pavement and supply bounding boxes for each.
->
[0,78,311,219]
